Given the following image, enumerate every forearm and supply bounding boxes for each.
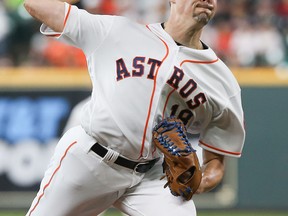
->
[196,150,225,194]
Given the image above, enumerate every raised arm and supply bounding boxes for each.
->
[24,0,79,32]
[196,149,225,194]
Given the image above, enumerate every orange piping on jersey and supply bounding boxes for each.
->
[28,141,77,216]
[46,4,71,38]
[47,34,61,37]
[199,140,241,156]
[63,4,72,27]
[162,88,176,118]
[139,25,169,158]
[152,146,157,155]
[180,58,219,66]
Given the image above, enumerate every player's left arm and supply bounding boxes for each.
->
[196,149,225,194]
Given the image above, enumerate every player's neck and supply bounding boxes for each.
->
[163,22,203,50]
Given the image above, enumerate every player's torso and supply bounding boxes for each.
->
[82,21,238,160]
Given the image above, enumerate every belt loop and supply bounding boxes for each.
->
[101,148,120,165]
[91,143,159,173]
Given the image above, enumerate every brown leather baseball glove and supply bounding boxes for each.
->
[153,117,202,201]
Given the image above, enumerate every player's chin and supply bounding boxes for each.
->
[193,13,211,25]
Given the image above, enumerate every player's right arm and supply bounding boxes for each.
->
[24,0,79,32]
[25,0,115,56]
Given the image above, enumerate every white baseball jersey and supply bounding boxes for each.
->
[41,3,245,160]
[27,3,246,216]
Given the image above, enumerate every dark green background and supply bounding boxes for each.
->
[238,87,288,209]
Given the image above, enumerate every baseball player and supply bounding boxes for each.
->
[24,0,246,215]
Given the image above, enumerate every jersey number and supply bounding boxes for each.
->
[170,105,193,125]
[169,92,206,125]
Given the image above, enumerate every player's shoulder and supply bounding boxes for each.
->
[106,15,154,37]
[73,5,139,27]
[217,58,241,94]
[203,45,241,94]
[113,16,147,28]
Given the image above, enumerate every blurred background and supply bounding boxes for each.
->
[0,0,288,215]
[1,0,288,67]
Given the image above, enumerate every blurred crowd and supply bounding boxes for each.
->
[0,0,287,68]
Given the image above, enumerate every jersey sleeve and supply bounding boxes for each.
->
[40,3,115,56]
[199,92,246,157]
